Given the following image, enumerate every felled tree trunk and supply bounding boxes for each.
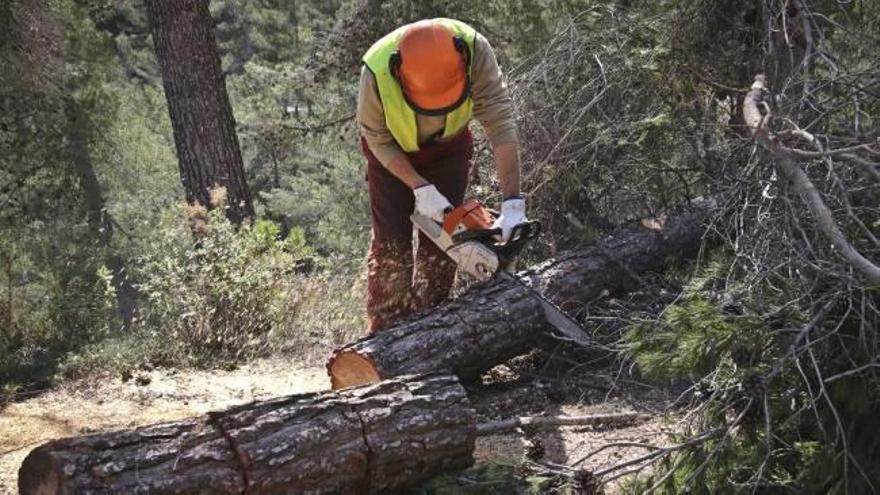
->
[18,374,475,495]
[330,281,549,390]
[328,202,713,389]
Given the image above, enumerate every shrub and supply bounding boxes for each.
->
[0,238,112,398]
[134,204,310,365]
[272,267,366,359]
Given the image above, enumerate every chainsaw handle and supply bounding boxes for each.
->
[451,227,502,244]
[508,220,541,245]
[451,220,541,247]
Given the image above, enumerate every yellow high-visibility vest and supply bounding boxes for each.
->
[362,18,475,152]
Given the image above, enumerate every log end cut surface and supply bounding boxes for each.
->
[18,448,65,495]
[328,350,381,390]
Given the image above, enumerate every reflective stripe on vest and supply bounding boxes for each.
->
[362,18,476,152]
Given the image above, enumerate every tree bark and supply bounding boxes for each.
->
[330,281,549,390]
[328,202,714,389]
[145,0,254,225]
[18,374,475,494]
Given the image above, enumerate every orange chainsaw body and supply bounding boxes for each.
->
[441,200,496,236]
[427,200,540,279]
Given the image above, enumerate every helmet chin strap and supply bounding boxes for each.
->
[389,35,472,116]
[403,81,471,116]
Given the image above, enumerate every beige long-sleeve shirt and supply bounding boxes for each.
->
[357,32,518,166]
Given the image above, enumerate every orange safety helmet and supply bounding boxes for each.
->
[391,20,471,115]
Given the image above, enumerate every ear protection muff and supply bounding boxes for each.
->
[389,50,403,80]
[452,35,472,72]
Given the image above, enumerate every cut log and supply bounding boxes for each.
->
[18,374,475,495]
[330,281,549,390]
[328,202,714,389]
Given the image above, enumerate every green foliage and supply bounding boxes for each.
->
[59,219,367,379]
[789,360,880,493]
[626,296,751,380]
[258,146,370,262]
[0,241,112,394]
[0,0,125,393]
[96,82,181,225]
[2,0,374,386]
[415,462,522,494]
[57,327,167,380]
[133,207,310,365]
[622,254,880,493]
[620,434,764,495]
[624,260,771,382]
[623,380,880,494]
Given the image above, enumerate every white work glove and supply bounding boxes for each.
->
[493,196,528,242]
[413,184,453,223]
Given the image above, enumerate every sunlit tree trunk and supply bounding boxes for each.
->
[145,0,255,225]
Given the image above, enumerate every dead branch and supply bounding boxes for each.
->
[592,427,725,479]
[281,113,355,133]
[839,154,880,182]
[476,412,649,436]
[743,74,880,284]
[778,143,878,160]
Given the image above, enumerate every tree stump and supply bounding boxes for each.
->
[18,374,475,494]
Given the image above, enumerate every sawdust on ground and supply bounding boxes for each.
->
[469,360,677,493]
[474,405,674,492]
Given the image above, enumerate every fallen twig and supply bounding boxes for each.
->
[476,412,649,436]
[592,427,725,479]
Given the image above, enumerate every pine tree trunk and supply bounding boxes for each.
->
[18,374,475,494]
[145,0,254,225]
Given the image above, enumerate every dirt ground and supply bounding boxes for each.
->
[1,352,676,494]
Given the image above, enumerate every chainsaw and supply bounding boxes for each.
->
[411,200,591,345]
